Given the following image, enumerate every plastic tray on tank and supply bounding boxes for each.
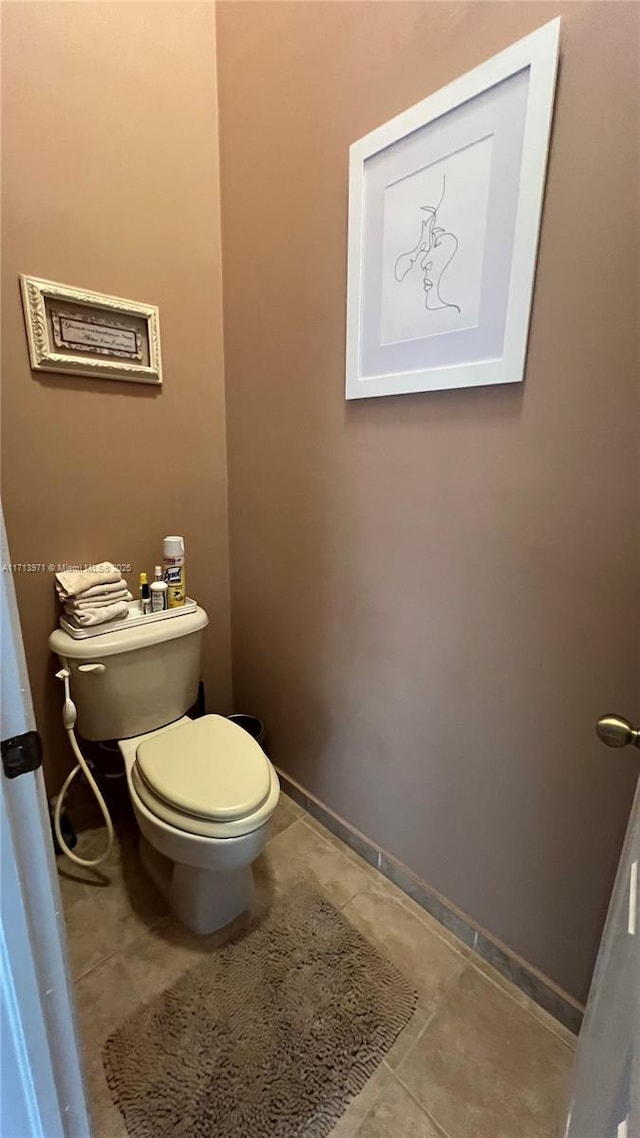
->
[59,597,198,640]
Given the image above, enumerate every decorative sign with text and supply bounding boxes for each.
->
[20,275,162,385]
[51,310,144,360]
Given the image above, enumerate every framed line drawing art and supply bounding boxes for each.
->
[20,276,163,385]
[345,19,560,400]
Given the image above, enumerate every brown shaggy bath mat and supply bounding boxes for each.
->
[103,881,417,1138]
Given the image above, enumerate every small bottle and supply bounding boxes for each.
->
[139,572,151,615]
[151,566,168,612]
[162,536,186,608]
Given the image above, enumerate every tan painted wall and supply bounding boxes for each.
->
[217,1,640,1001]
[1,2,232,792]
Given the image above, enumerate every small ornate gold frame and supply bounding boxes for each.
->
[19,275,162,385]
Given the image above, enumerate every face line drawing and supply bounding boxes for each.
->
[393,176,461,316]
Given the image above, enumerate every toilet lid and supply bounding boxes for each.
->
[134,715,271,822]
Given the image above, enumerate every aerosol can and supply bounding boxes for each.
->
[162,536,186,607]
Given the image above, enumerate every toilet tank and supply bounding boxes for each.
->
[49,607,209,741]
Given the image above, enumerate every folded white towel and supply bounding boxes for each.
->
[64,589,132,613]
[64,599,130,628]
[59,578,129,603]
[55,562,122,600]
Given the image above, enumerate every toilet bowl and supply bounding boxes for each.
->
[49,604,280,935]
[119,715,280,933]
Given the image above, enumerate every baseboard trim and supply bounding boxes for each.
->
[276,767,584,1036]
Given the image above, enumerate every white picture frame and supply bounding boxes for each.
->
[20,275,163,385]
[345,18,560,400]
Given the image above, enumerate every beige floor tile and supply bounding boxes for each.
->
[85,1060,128,1138]
[56,837,121,978]
[58,821,134,879]
[396,967,573,1138]
[342,885,468,1010]
[383,1005,432,1072]
[97,827,165,910]
[61,891,119,981]
[74,954,141,1060]
[64,809,574,1138]
[61,833,163,974]
[92,846,167,947]
[119,913,222,1003]
[304,814,473,959]
[328,1064,394,1138]
[268,791,304,840]
[471,955,578,1050]
[354,1078,443,1138]
[373,874,473,958]
[59,828,167,980]
[56,861,103,910]
[254,818,375,911]
[303,814,379,877]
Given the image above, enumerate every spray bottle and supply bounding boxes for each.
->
[163,536,186,607]
[151,566,168,612]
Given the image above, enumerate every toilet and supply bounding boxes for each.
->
[49,606,280,934]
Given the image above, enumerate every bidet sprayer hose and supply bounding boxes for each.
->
[54,668,114,869]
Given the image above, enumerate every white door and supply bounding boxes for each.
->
[564,715,640,1137]
[0,509,91,1138]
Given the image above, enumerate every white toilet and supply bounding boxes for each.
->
[49,606,280,934]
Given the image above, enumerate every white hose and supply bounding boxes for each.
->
[54,668,114,868]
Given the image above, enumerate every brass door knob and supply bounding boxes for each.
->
[596,715,640,749]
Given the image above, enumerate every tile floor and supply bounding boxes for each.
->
[58,794,576,1138]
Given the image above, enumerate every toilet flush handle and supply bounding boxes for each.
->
[78,663,106,674]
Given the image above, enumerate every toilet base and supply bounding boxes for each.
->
[140,836,255,935]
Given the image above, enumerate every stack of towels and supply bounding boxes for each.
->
[56,562,133,628]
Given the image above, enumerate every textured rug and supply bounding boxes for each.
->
[103,882,417,1138]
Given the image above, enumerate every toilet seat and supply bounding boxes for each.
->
[131,715,279,838]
